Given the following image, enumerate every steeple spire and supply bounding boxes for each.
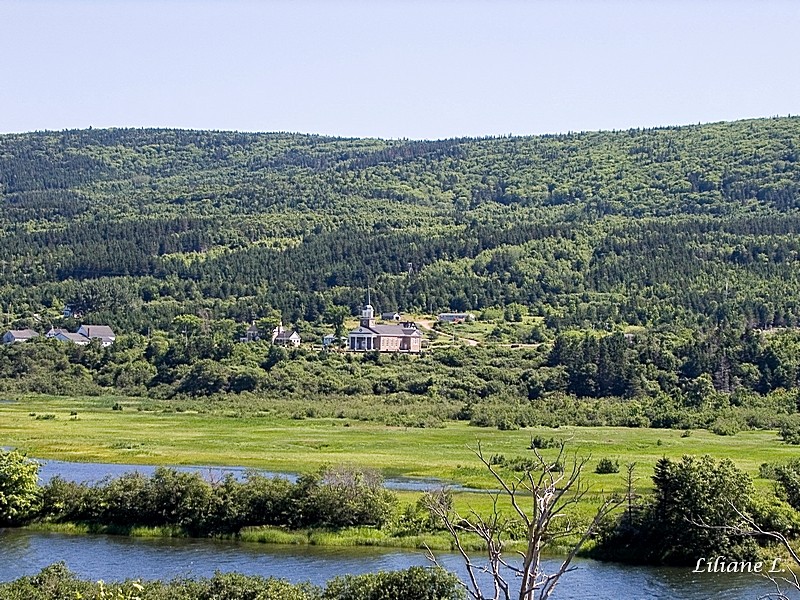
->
[361,287,375,326]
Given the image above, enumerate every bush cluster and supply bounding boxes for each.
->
[595,455,759,565]
[0,563,464,600]
[39,466,396,536]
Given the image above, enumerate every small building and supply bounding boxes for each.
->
[348,303,422,353]
[240,322,260,342]
[46,325,115,346]
[438,312,476,323]
[78,325,116,347]
[53,331,92,346]
[322,334,340,348]
[46,327,69,338]
[2,329,39,344]
[62,305,82,319]
[381,312,401,321]
[272,324,301,347]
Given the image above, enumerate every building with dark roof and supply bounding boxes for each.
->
[2,329,39,344]
[272,324,301,347]
[45,325,116,346]
[347,303,422,353]
[78,325,116,347]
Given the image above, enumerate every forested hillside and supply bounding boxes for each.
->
[1,118,798,329]
[2,118,800,422]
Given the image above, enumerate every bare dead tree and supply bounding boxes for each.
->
[425,441,624,600]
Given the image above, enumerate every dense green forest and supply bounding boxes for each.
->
[2,118,800,423]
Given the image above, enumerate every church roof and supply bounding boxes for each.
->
[351,324,422,337]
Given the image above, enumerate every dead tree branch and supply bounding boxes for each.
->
[426,441,625,600]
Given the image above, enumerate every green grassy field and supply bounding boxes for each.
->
[1,394,794,496]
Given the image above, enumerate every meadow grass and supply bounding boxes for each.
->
[2,394,793,513]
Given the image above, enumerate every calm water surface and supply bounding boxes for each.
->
[36,458,476,492]
[0,529,776,599]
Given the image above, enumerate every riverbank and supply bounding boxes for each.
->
[23,521,484,552]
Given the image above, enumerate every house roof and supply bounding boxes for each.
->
[46,328,70,337]
[4,329,39,340]
[274,330,300,340]
[80,325,116,339]
[56,332,91,344]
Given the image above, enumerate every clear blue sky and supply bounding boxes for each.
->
[1,0,798,139]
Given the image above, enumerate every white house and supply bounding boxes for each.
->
[348,303,422,353]
[272,324,301,347]
[46,325,115,346]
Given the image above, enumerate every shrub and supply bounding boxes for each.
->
[749,492,800,537]
[496,417,519,431]
[759,462,778,479]
[773,460,800,511]
[595,458,620,474]
[529,435,559,450]
[504,457,538,472]
[779,418,800,445]
[0,450,40,525]
[39,477,97,523]
[710,417,741,436]
[292,467,396,529]
[323,566,463,600]
[488,454,505,466]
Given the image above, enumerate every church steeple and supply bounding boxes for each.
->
[360,289,375,328]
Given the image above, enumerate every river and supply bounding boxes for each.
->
[0,529,775,599]
[0,458,779,598]
[35,458,478,492]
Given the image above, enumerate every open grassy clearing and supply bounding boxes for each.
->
[1,395,793,496]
